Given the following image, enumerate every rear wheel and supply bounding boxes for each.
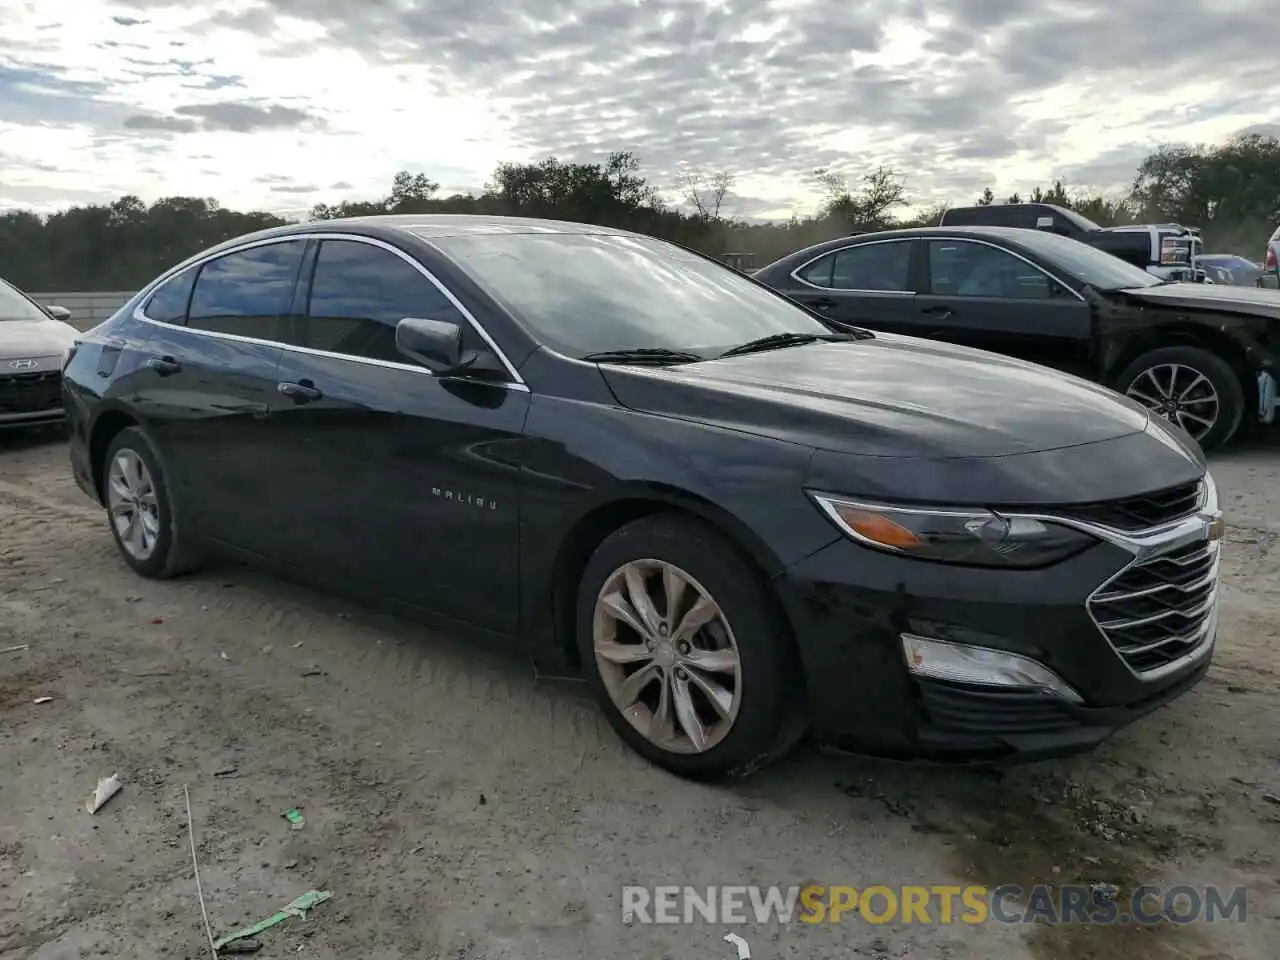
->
[575,513,805,781]
[102,426,202,578]
[1114,345,1245,451]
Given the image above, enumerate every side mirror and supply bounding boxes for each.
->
[46,305,71,322]
[395,317,473,374]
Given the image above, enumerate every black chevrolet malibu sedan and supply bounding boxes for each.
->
[63,215,1223,780]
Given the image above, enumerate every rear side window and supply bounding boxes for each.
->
[797,242,913,292]
[142,267,196,324]
[304,239,468,364]
[187,240,305,340]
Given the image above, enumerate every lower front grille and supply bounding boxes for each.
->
[1088,538,1220,675]
[917,680,1079,736]
[0,371,62,413]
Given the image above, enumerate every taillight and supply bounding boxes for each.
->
[1266,246,1277,270]
[1160,236,1191,265]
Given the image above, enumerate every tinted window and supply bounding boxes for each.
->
[928,241,1060,300]
[427,232,831,358]
[187,241,305,339]
[142,267,196,323]
[305,240,468,364]
[1010,230,1159,290]
[0,277,48,322]
[799,242,913,292]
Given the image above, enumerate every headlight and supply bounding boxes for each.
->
[810,494,1096,568]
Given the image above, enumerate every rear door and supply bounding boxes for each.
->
[911,238,1095,374]
[266,237,530,632]
[783,239,920,333]
[124,239,305,553]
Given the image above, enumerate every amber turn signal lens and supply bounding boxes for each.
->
[830,505,922,549]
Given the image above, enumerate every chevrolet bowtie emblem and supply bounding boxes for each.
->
[1206,516,1225,541]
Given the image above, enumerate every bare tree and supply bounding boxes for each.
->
[679,168,736,220]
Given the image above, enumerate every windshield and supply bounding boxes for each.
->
[0,277,49,322]
[426,232,833,358]
[1010,230,1164,290]
[1055,206,1102,231]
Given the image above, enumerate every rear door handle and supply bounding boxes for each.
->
[808,297,836,310]
[145,356,181,376]
[277,381,323,403]
[921,306,953,319]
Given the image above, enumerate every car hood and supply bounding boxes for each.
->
[1119,281,1280,320]
[599,334,1152,459]
[0,318,78,358]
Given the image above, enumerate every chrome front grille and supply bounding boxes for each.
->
[1088,538,1220,675]
[1058,480,1203,532]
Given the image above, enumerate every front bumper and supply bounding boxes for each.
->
[777,493,1221,762]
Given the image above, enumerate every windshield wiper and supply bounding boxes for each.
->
[718,331,862,359]
[580,348,704,365]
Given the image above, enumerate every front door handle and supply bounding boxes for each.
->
[921,305,953,319]
[277,381,323,404]
[808,297,836,310]
[145,356,181,376]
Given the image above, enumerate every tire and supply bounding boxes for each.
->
[1113,345,1245,451]
[575,513,805,781]
[101,426,203,579]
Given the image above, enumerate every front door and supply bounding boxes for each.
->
[911,238,1095,374]
[266,237,530,634]
[780,239,920,334]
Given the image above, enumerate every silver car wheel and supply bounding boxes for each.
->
[1124,362,1220,441]
[592,558,742,755]
[106,449,161,561]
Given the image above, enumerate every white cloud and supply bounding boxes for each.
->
[0,0,1276,218]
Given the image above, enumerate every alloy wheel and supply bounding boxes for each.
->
[1124,362,1220,441]
[106,449,161,561]
[592,558,743,755]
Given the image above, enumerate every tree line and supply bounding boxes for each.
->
[3,133,1277,292]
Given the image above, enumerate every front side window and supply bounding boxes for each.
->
[797,242,913,292]
[0,278,50,322]
[142,267,196,323]
[304,240,468,364]
[426,232,833,359]
[928,241,1060,300]
[187,240,306,339]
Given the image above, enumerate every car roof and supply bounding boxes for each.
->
[767,225,1046,265]
[180,214,650,268]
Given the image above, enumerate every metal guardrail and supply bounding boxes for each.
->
[30,291,135,332]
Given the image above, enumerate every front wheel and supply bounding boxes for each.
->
[575,513,804,781]
[1114,345,1245,451]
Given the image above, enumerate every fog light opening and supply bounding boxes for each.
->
[901,634,1084,704]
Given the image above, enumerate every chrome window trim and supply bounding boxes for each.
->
[132,231,529,392]
[921,236,1087,303]
[788,237,917,294]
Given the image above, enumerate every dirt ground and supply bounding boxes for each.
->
[0,430,1276,960]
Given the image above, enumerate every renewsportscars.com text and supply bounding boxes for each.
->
[621,884,1248,926]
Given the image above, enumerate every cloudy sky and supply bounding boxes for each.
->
[1,0,1276,220]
